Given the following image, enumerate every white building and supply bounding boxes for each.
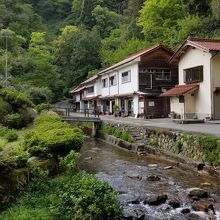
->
[71,44,178,117]
[161,37,220,120]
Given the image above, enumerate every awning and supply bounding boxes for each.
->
[82,96,100,101]
[99,96,115,100]
[70,86,85,94]
[160,84,199,97]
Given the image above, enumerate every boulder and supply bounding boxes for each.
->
[186,213,206,220]
[192,201,215,214]
[146,175,161,181]
[144,194,168,206]
[187,188,208,198]
[122,207,145,220]
[181,208,191,214]
[119,194,141,206]
[168,198,181,209]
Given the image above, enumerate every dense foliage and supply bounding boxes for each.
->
[1,0,220,99]
[0,86,34,129]
[24,112,84,158]
[0,150,121,220]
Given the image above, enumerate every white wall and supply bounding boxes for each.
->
[178,48,212,118]
[170,97,184,118]
[133,95,139,115]
[100,62,139,97]
[75,94,81,102]
[95,78,101,96]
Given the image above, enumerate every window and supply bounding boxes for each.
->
[109,75,117,86]
[179,96,184,103]
[154,69,171,80]
[102,78,108,88]
[86,86,94,94]
[184,66,203,83]
[122,71,131,83]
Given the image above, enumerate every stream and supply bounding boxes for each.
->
[79,138,220,220]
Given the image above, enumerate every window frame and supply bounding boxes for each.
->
[109,75,117,87]
[121,71,131,84]
[102,78,108,88]
[184,66,203,84]
[86,86,94,95]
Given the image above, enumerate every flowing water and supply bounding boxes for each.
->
[79,138,220,220]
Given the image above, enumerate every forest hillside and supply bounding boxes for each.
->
[1,0,220,101]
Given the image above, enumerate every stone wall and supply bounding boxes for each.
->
[98,121,220,176]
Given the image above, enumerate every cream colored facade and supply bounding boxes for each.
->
[171,47,220,119]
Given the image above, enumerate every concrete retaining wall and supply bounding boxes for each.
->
[98,121,220,177]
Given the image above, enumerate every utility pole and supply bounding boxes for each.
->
[0,35,9,87]
[5,35,8,87]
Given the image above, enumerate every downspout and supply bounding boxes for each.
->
[210,51,218,120]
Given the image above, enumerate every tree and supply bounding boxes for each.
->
[101,35,147,66]
[138,0,187,44]
[0,0,44,39]
[92,5,124,38]
[54,26,101,90]
[15,32,63,100]
[182,0,211,16]
[211,0,220,21]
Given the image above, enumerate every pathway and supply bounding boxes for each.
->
[69,112,220,138]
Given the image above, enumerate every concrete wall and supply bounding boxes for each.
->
[178,48,212,119]
[170,97,184,117]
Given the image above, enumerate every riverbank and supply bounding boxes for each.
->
[96,121,220,177]
[79,138,220,220]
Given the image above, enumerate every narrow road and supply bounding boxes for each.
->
[68,112,220,138]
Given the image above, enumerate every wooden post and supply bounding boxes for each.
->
[144,96,148,118]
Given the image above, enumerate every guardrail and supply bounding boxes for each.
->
[55,107,100,118]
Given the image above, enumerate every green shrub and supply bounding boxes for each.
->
[34,112,60,126]
[35,103,51,113]
[59,150,80,174]
[56,173,121,220]
[3,112,33,129]
[24,113,84,158]
[197,135,220,166]
[0,127,18,142]
[25,86,53,105]
[0,139,7,151]
[0,172,121,220]
[0,98,12,122]
[0,144,29,172]
[0,88,33,111]
[198,135,217,150]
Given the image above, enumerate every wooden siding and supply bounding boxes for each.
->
[138,47,178,117]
